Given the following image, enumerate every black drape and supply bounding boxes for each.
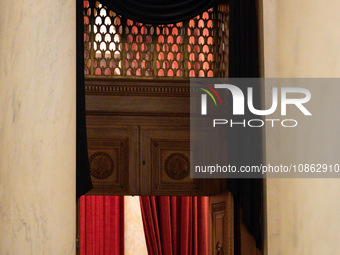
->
[227,0,263,249]
[76,0,93,199]
[98,0,219,24]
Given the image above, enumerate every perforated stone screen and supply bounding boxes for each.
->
[83,0,229,78]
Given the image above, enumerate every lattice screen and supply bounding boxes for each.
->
[83,0,229,78]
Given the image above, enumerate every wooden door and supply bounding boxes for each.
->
[140,127,204,195]
[210,192,234,255]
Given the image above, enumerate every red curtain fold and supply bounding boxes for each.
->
[140,196,209,255]
[80,195,124,255]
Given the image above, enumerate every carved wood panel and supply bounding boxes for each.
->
[210,192,234,255]
[140,128,204,195]
[86,125,139,195]
[84,79,227,196]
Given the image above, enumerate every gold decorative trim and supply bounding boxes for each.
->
[86,84,191,95]
[85,78,200,96]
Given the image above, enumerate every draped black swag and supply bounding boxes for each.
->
[76,0,262,248]
[95,0,220,24]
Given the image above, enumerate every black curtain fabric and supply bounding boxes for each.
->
[76,0,93,199]
[227,0,263,249]
[97,0,219,24]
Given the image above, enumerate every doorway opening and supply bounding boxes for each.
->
[78,0,264,254]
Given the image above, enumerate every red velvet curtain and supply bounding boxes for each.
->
[80,195,124,255]
[140,196,209,255]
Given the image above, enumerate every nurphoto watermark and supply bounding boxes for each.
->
[190,78,339,178]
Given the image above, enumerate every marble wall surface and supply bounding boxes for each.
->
[263,0,340,254]
[0,0,76,254]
